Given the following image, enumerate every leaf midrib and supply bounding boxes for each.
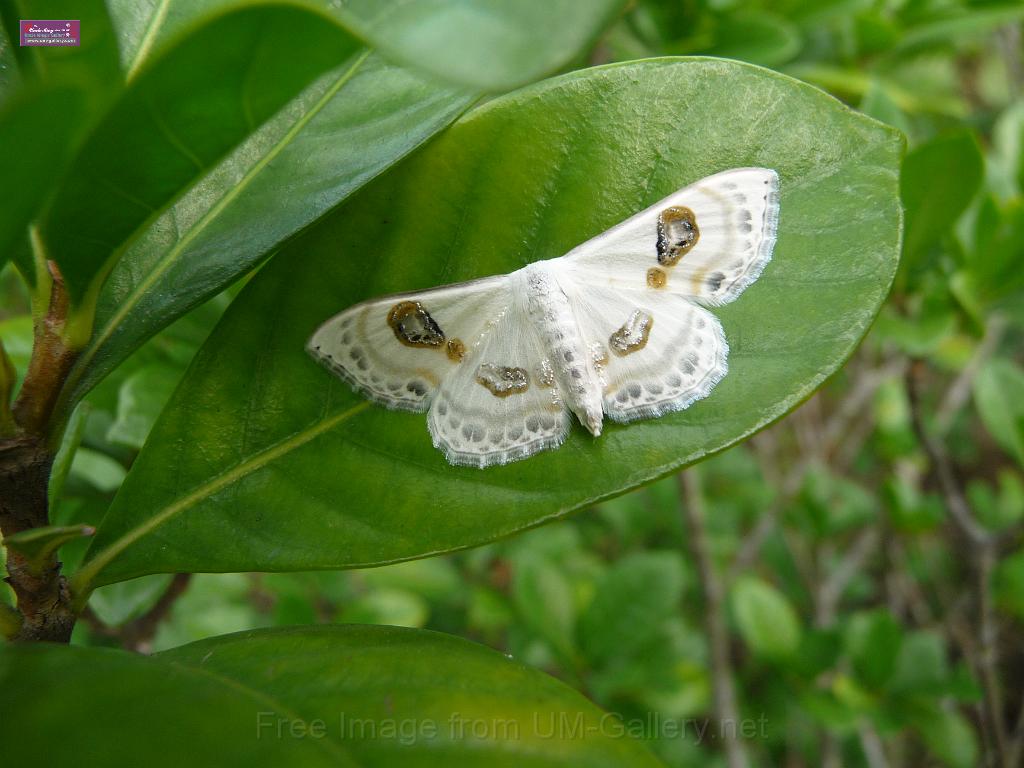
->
[161,657,363,767]
[73,402,370,597]
[62,49,372,405]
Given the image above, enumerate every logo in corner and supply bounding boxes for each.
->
[20,20,80,47]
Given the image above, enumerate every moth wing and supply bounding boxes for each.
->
[564,282,729,423]
[561,167,779,305]
[427,304,571,468]
[307,276,511,412]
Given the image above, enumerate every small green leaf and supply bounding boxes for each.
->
[844,609,903,690]
[860,81,912,139]
[0,625,662,767]
[77,59,902,587]
[358,558,462,601]
[578,551,685,665]
[730,576,802,659]
[2,524,94,575]
[338,587,429,628]
[512,554,577,663]
[700,10,801,67]
[106,365,179,449]
[69,447,126,493]
[973,358,1024,468]
[913,705,979,768]
[889,631,949,695]
[993,548,1024,622]
[899,130,984,270]
[47,403,89,510]
[332,0,628,90]
[88,573,175,627]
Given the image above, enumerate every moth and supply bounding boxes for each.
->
[308,168,780,468]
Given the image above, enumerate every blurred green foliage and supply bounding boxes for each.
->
[2,0,1024,766]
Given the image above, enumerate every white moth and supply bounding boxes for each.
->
[308,168,780,468]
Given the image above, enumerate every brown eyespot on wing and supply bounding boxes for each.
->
[307,275,510,412]
[560,168,779,306]
[427,303,571,468]
[563,283,729,424]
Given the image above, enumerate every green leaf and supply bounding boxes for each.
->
[991,101,1024,198]
[39,5,359,306]
[332,0,628,91]
[993,548,1024,622]
[700,11,801,67]
[511,554,578,663]
[889,630,949,695]
[69,447,126,493]
[106,364,181,449]
[0,625,662,767]
[913,705,979,768]
[2,524,93,575]
[899,131,984,270]
[973,358,1024,468]
[844,609,903,690]
[105,0,625,92]
[77,58,902,588]
[730,576,802,659]
[0,85,87,273]
[1,0,123,114]
[895,4,1024,58]
[89,573,174,626]
[60,52,474,404]
[957,198,1024,312]
[578,551,685,665]
[338,587,429,628]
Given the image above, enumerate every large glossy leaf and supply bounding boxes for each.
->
[0,84,86,271]
[76,58,902,589]
[331,0,627,90]
[0,625,661,767]
[104,0,626,92]
[58,52,474,404]
[38,5,358,304]
[0,0,121,276]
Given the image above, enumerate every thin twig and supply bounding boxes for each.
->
[679,469,749,768]
[80,573,192,653]
[907,364,1008,767]
[907,365,991,546]
[1007,687,1024,768]
[816,528,880,627]
[935,316,1006,436]
[730,358,901,581]
[859,723,891,768]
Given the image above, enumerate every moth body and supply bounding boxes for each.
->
[517,263,604,437]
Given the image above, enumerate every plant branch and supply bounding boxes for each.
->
[0,339,15,437]
[0,261,82,642]
[935,315,1005,436]
[815,527,879,627]
[907,363,1008,767]
[81,573,192,653]
[906,364,991,547]
[679,468,749,768]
